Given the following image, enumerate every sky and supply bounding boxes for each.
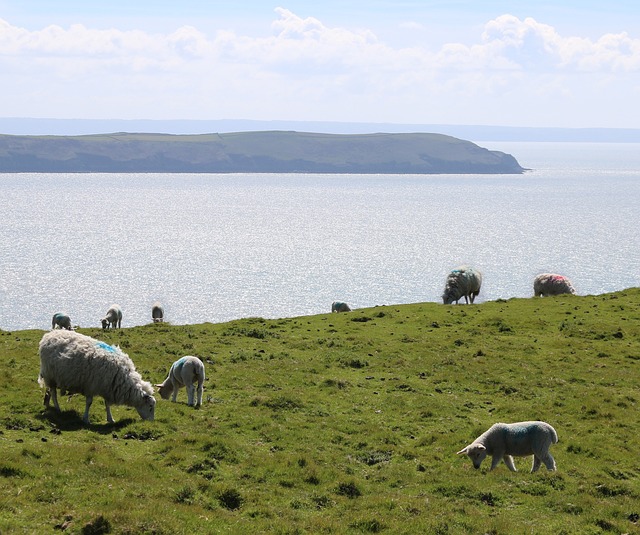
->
[0,1,639,128]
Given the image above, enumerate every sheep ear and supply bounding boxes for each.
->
[457,446,469,455]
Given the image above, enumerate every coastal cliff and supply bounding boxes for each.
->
[0,131,525,173]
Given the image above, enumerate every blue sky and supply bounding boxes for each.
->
[1,1,639,127]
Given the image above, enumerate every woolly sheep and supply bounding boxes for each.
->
[38,330,156,424]
[533,273,576,297]
[332,301,351,313]
[442,266,483,305]
[457,421,558,472]
[156,356,205,407]
[151,301,164,323]
[51,312,72,330]
[101,304,122,329]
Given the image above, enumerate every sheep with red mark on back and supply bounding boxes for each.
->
[533,273,576,297]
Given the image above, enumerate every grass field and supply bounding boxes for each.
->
[1,289,639,534]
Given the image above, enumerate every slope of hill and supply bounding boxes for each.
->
[0,131,524,173]
[0,289,638,533]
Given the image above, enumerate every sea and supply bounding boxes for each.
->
[1,141,639,331]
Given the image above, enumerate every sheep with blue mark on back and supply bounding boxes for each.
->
[156,356,205,408]
[331,301,351,313]
[51,312,72,330]
[442,266,483,304]
[457,421,558,472]
[38,330,156,424]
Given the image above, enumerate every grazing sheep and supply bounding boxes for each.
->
[533,273,576,297]
[332,301,351,313]
[442,266,483,304]
[151,301,164,323]
[51,312,72,330]
[457,421,558,472]
[101,304,122,329]
[156,356,205,407]
[38,330,155,424]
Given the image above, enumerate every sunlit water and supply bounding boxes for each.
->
[1,142,638,330]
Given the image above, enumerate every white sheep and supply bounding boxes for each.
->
[151,301,164,323]
[51,312,72,330]
[101,304,122,329]
[331,301,351,313]
[156,356,205,408]
[533,273,576,297]
[442,266,483,304]
[38,330,156,424]
[457,421,558,472]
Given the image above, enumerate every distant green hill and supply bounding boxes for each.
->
[0,131,524,173]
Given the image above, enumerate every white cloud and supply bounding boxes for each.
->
[0,10,639,125]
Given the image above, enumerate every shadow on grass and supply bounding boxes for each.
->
[36,408,135,434]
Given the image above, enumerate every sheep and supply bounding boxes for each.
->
[457,421,558,472]
[51,312,72,330]
[38,330,156,424]
[151,301,164,323]
[331,301,351,313]
[533,273,576,297]
[156,356,205,407]
[442,266,483,304]
[101,304,122,330]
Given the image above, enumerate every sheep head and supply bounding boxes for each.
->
[457,443,487,469]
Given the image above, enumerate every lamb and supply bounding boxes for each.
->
[51,312,72,330]
[156,356,205,407]
[331,301,351,313]
[151,301,164,323]
[38,330,156,424]
[442,266,483,304]
[457,421,558,472]
[101,304,122,329]
[533,273,576,297]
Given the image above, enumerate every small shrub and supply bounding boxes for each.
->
[218,487,243,510]
[263,395,304,411]
[174,486,196,505]
[81,515,111,535]
[336,481,362,499]
[349,518,386,533]
[0,465,26,478]
[355,450,392,466]
[311,494,332,509]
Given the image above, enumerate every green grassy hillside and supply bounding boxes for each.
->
[1,289,638,534]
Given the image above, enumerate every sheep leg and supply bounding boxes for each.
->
[83,396,93,424]
[105,403,115,424]
[44,387,59,410]
[490,454,504,471]
[186,384,195,406]
[49,386,60,412]
[503,455,517,472]
[541,453,556,471]
[196,381,203,407]
[171,386,179,403]
[531,456,542,472]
